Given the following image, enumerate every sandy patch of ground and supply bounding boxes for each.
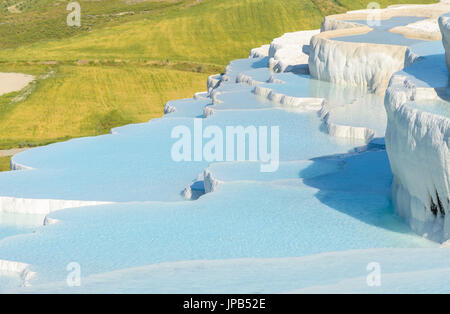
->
[0,73,34,96]
[7,1,23,14]
[0,148,28,158]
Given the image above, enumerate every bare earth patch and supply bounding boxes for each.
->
[0,73,34,96]
[0,148,28,158]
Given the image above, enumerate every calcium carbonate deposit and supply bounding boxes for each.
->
[1,2,450,293]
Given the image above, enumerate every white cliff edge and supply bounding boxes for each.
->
[319,102,376,143]
[439,14,450,71]
[385,74,450,243]
[249,45,270,59]
[253,85,324,111]
[2,155,115,215]
[308,5,450,242]
[308,4,450,93]
[308,25,416,93]
[268,30,320,74]
[0,196,114,215]
[381,12,450,243]
[0,259,35,287]
[203,169,223,194]
[252,84,375,142]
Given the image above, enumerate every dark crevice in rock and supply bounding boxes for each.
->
[436,191,445,217]
[430,196,438,216]
[430,191,446,217]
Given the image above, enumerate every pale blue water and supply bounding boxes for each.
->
[0,272,21,291]
[396,36,450,117]
[0,151,436,285]
[0,30,444,291]
[334,16,426,46]
[0,107,360,202]
[0,58,436,290]
[406,99,450,117]
[0,213,45,241]
[225,57,269,81]
[261,73,375,106]
[400,41,449,88]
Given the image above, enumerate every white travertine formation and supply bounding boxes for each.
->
[203,169,223,194]
[319,102,376,143]
[0,259,35,287]
[207,74,222,94]
[10,160,33,171]
[321,17,362,32]
[439,14,450,71]
[0,196,114,215]
[43,216,60,226]
[385,74,450,243]
[210,90,223,105]
[252,84,377,142]
[7,153,115,215]
[194,92,209,100]
[203,106,215,118]
[236,73,265,86]
[392,18,441,40]
[253,85,324,111]
[308,3,450,242]
[268,30,320,73]
[309,28,413,93]
[164,103,177,114]
[2,3,450,293]
[249,44,270,58]
[310,2,450,93]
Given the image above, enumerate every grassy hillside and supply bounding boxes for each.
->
[0,0,439,160]
[0,156,10,172]
[0,63,209,149]
[0,0,437,64]
[0,0,184,49]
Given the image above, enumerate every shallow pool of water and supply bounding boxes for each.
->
[0,57,438,291]
[0,212,44,242]
[406,99,450,118]
[334,16,426,46]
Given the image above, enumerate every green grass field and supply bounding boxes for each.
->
[0,156,10,172]
[0,0,437,63]
[0,0,438,157]
[0,63,209,149]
